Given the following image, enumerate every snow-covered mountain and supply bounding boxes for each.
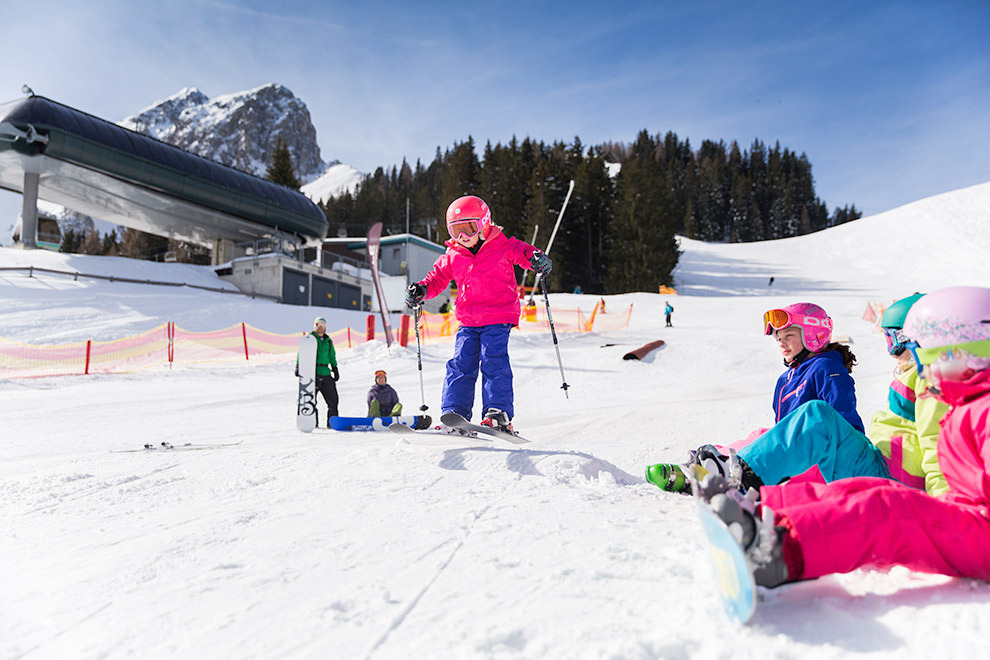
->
[119,83,363,197]
[120,83,327,182]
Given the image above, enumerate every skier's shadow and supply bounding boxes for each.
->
[437,446,640,485]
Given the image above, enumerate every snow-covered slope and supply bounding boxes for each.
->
[300,162,364,204]
[2,181,990,659]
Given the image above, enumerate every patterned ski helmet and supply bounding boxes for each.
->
[903,286,990,381]
[445,195,491,238]
[763,302,833,352]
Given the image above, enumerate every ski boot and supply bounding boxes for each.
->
[414,415,432,430]
[709,493,789,588]
[690,445,764,496]
[644,463,692,493]
[480,408,514,434]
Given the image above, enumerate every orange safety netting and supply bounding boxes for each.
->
[0,304,631,379]
[0,322,364,379]
[414,301,632,342]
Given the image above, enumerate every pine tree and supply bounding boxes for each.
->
[59,229,80,254]
[81,228,103,255]
[265,136,301,190]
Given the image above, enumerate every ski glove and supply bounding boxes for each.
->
[405,282,427,308]
[331,365,340,382]
[294,365,300,377]
[530,249,552,276]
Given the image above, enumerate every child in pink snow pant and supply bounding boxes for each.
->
[754,287,990,585]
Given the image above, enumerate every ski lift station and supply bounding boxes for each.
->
[0,93,447,312]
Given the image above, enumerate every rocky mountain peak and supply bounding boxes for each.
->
[119,83,326,182]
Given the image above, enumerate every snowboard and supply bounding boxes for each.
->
[686,465,757,624]
[112,440,244,453]
[330,415,431,432]
[296,334,318,433]
[439,412,531,445]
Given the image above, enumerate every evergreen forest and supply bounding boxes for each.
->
[321,130,860,294]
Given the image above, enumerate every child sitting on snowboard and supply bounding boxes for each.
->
[405,195,551,433]
[646,302,861,491]
[672,294,951,499]
[703,286,990,588]
[367,369,402,417]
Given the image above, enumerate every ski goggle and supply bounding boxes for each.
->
[907,340,990,384]
[448,219,481,239]
[883,327,910,356]
[374,370,387,378]
[763,309,832,335]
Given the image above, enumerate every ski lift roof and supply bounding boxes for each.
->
[339,233,446,253]
[0,95,328,245]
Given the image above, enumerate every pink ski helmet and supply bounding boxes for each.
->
[903,286,990,382]
[446,195,491,239]
[763,302,833,352]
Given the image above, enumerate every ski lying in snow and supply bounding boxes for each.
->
[296,334,318,433]
[685,465,757,624]
[112,440,244,453]
[388,422,488,441]
[439,412,531,445]
[330,415,431,432]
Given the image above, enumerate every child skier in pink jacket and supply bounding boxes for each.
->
[405,195,551,432]
[706,286,990,588]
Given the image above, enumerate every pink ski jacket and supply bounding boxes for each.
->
[935,368,990,506]
[419,226,537,328]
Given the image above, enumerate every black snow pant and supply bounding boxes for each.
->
[315,374,339,426]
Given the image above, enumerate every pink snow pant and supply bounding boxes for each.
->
[761,477,990,581]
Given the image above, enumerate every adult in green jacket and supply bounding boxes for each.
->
[297,316,339,426]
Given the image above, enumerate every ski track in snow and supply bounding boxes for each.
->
[3,182,990,659]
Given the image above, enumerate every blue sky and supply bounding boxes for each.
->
[2,0,988,228]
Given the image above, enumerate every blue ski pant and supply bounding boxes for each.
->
[738,400,892,485]
[441,324,514,421]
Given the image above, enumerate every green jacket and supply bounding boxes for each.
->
[868,364,949,495]
[312,332,337,376]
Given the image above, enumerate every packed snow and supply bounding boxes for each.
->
[2,182,990,659]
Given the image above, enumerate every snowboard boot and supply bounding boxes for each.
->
[480,408,514,433]
[709,493,789,588]
[689,445,764,494]
[644,463,692,493]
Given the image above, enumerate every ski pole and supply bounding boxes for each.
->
[542,278,570,398]
[414,306,428,412]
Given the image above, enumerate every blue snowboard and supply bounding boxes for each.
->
[695,502,757,624]
[686,465,757,624]
[329,415,430,432]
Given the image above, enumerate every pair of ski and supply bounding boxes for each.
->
[112,440,243,453]
[390,412,530,445]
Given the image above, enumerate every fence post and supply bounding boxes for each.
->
[399,314,410,347]
[347,327,352,348]
[241,322,249,360]
[366,314,375,341]
[167,322,175,369]
[84,340,91,375]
